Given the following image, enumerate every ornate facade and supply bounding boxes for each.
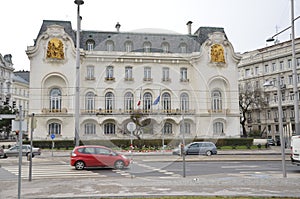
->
[26,20,241,141]
[238,37,300,144]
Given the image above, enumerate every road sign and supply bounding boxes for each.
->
[50,134,55,140]
[127,122,136,132]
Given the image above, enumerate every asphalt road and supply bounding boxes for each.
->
[1,149,300,198]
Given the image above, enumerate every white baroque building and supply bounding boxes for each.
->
[238,37,300,144]
[26,20,241,141]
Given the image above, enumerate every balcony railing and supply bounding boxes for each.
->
[82,108,196,115]
[41,108,68,113]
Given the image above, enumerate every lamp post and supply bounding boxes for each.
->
[290,0,299,136]
[74,0,84,146]
[266,0,299,136]
[263,74,287,178]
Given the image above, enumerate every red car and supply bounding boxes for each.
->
[70,145,130,170]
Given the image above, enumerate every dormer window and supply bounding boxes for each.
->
[86,40,95,51]
[162,42,170,53]
[125,41,133,52]
[106,41,114,52]
[143,42,151,53]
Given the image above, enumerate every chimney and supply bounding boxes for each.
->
[115,22,121,32]
[186,21,193,35]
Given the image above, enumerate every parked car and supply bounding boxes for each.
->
[267,139,276,146]
[0,146,4,158]
[3,145,41,158]
[172,142,217,156]
[70,145,130,170]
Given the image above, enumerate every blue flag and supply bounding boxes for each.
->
[153,95,160,105]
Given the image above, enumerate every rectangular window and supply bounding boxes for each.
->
[254,66,259,75]
[288,59,292,68]
[289,75,293,85]
[180,67,188,81]
[279,61,284,71]
[272,63,276,71]
[297,58,300,67]
[162,67,170,81]
[290,91,294,100]
[245,68,251,77]
[86,66,94,80]
[125,66,133,80]
[264,64,269,73]
[144,67,151,80]
[267,110,271,119]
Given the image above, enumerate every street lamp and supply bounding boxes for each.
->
[74,0,84,146]
[266,0,300,136]
[263,74,287,178]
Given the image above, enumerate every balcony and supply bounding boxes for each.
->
[82,108,196,116]
[41,108,68,114]
[105,77,115,81]
[208,109,230,114]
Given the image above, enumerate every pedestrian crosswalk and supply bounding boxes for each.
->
[2,164,106,180]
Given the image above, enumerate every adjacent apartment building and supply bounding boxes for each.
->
[26,20,241,141]
[238,37,300,145]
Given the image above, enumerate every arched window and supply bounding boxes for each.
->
[162,93,171,112]
[48,123,61,135]
[105,92,114,113]
[212,90,222,111]
[163,122,172,134]
[104,123,115,134]
[85,92,95,113]
[213,122,224,135]
[49,88,61,112]
[125,41,133,52]
[106,41,114,51]
[86,39,95,51]
[124,92,133,112]
[179,43,187,53]
[143,92,152,112]
[180,93,189,112]
[84,123,96,134]
[162,42,170,53]
[143,42,151,53]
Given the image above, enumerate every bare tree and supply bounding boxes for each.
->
[239,81,268,137]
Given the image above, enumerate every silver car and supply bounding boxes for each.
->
[172,142,217,156]
[0,146,4,158]
[3,145,41,158]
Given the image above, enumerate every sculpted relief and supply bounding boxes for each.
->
[46,38,64,59]
[210,44,225,63]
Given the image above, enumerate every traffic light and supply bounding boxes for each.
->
[12,101,16,108]
[4,97,9,105]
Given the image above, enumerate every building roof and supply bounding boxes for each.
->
[35,20,227,54]
[13,71,30,84]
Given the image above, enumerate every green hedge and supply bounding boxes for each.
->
[23,138,253,150]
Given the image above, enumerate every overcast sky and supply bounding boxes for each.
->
[0,0,299,71]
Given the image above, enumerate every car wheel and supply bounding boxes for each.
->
[206,150,212,156]
[114,160,125,170]
[75,161,85,170]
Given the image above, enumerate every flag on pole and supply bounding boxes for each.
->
[153,95,160,105]
[137,87,142,107]
[153,89,161,105]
